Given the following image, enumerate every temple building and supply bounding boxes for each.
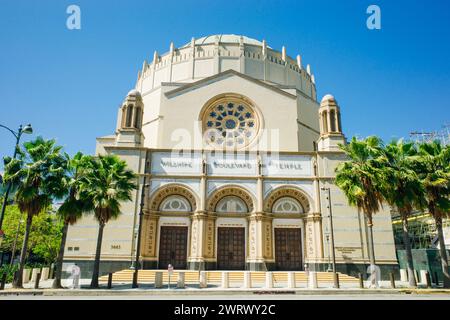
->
[64,34,398,277]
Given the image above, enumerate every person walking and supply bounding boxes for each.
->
[71,263,81,289]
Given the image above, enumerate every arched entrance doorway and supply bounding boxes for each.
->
[157,196,191,269]
[146,184,197,270]
[216,196,247,270]
[265,187,310,271]
[207,186,254,270]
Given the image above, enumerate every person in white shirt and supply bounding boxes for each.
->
[71,264,81,289]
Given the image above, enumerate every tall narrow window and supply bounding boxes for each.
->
[322,111,328,134]
[134,107,141,128]
[330,110,336,132]
[121,107,127,128]
[337,111,342,133]
[125,105,133,127]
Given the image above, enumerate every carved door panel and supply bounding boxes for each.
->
[275,228,303,270]
[158,226,188,269]
[217,227,245,270]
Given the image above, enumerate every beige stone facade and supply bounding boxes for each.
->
[65,35,398,276]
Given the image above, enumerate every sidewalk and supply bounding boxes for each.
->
[1,278,450,297]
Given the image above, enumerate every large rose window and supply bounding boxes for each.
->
[202,96,259,149]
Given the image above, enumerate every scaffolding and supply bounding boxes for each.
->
[392,123,449,250]
[392,210,450,250]
[409,123,450,145]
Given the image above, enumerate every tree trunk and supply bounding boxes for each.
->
[12,214,33,288]
[52,220,69,289]
[366,218,376,266]
[90,222,105,288]
[402,217,417,287]
[435,216,450,288]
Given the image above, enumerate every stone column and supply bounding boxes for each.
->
[247,170,266,271]
[262,217,274,264]
[327,111,332,133]
[304,214,322,267]
[130,104,136,129]
[188,161,208,270]
[313,171,324,259]
[247,215,265,270]
[141,212,159,269]
[204,215,216,267]
[188,213,206,270]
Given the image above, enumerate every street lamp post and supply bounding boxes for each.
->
[0,124,33,232]
[132,179,150,289]
[9,215,24,265]
[321,186,339,288]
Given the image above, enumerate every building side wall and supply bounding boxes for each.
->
[296,94,320,152]
[64,148,146,265]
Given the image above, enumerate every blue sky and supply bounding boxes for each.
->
[0,0,449,162]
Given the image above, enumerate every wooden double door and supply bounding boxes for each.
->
[274,228,303,271]
[217,227,246,270]
[158,226,188,269]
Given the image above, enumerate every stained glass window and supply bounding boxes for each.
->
[272,197,304,213]
[202,97,259,148]
[160,195,191,212]
[216,196,248,213]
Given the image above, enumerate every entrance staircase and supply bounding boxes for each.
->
[98,269,359,287]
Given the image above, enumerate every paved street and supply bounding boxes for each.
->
[1,292,450,300]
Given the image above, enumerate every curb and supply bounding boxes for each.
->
[0,288,420,296]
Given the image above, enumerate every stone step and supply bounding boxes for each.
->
[99,270,360,284]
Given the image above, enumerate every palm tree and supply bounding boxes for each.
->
[52,152,91,289]
[3,137,66,288]
[335,136,385,267]
[415,141,450,288]
[78,154,136,288]
[381,140,426,287]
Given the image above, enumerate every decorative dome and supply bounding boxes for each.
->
[181,34,270,48]
[127,89,141,97]
[321,94,335,102]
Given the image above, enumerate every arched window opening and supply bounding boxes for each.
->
[216,196,248,213]
[272,197,304,214]
[159,195,191,212]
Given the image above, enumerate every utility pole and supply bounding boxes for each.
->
[132,152,150,288]
[321,187,339,288]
